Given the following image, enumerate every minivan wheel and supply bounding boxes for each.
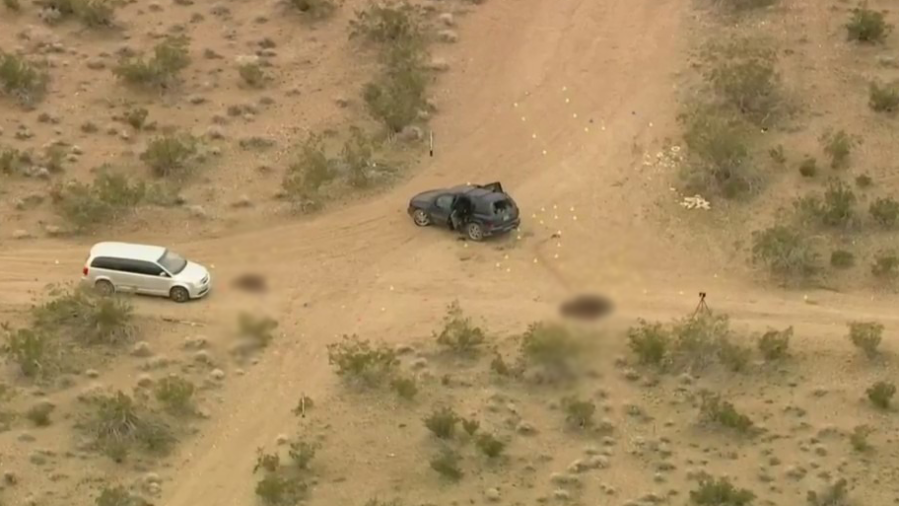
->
[170,286,190,303]
[412,209,430,227]
[466,223,484,241]
[94,279,114,296]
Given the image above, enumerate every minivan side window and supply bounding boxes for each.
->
[91,256,124,270]
[125,260,165,277]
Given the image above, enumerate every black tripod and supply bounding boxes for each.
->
[691,292,710,319]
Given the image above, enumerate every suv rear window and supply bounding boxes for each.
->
[492,199,514,215]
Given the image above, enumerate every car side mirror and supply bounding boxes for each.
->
[159,272,169,277]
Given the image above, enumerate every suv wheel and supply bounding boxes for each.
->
[170,286,190,303]
[466,223,484,241]
[94,279,114,296]
[412,209,430,227]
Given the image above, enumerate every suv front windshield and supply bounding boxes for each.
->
[158,250,188,275]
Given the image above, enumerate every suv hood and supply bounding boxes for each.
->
[174,261,209,283]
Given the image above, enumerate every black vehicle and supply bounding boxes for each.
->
[407,182,521,241]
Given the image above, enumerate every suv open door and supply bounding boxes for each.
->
[476,182,504,193]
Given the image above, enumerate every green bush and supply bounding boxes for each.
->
[288,439,317,469]
[435,301,486,354]
[255,474,307,505]
[363,46,429,132]
[856,174,873,187]
[703,38,781,127]
[95,485,147,506]
[871,251,898,279]
[390,376,418,400]
[0,147,30,175]
[668,312,731,371]
[807,479,849,506]
[847,321,882,358]
[849,425,873,452]
[112,36,190,88]
[0,51,49,107]
[679,106,755,198]
[288,0,336,19]
[869,81,899,113]
[342,126,377,188]
[699,392,754,433]
[140,133,199,178]
[475,433,506,458]
[461,418,479,436]
[830,250,855,269]
[819,129,859,169]
[424,407,460,439]
[124,107,149,130]
[866,381,895,409]
[326,335,398,386]
[690,476,756,506]
[757,327,791,360]
[238,63,266,88]
[3,0,21,10]
[794,179,856,228]
[349,0,426,47]
[429,448,463,481]
[717,338,752,372]
[83,391,175,459]
[154,376,195,415]
[869,197,899,228]
[562,397,595,428]
[519,322,580,373]
[627,320,669,366]
[26,401,55,427]
[798,156,818,178]
[33,285,135,345]
[846,4,892,43]
[2,326,55,378]
[51,171,146,232]
[282,133,335,207]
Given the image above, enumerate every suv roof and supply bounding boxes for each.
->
[89,242,167,262]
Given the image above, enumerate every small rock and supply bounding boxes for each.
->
[12,229,33,240]
[437,29,458,43]
[232,195,252,208]
[516,421,537,435]
[188,205,207,218]
[485,488,501,502]
[132,341,153,357]
[425,57,450,71]
[84,369,100,378]
[552,489,570,501]
[438,13,454,26]
[210,368,225,380]
[136,374,154,387]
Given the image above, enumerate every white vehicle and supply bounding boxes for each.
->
[81,242,212,303]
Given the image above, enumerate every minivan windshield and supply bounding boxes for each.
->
[158,250,188,275]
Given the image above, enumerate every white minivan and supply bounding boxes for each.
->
[82,242,212,303]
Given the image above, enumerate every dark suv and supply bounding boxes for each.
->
[407,182,521,241]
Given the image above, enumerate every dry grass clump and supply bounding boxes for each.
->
[80,391,175,461]
[51,170,147,233]
[253,438,318,505]
[112,36,191,89]
[434,301,486,355]
[0,51,49,107]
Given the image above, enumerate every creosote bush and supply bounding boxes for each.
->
[288,0,336,19]
[699,392,755,434]
[238,63,265,88]
[867,381,895,409]
[33,285,134,345]
[435,301,486,354]
[95,485,148,506]
[819,129,859,169]
[254,473,307,505]
[2,325,56,378]
[679,106,755,199]
[0,51,49,107]
[430,448,463,481]
[288,439,317,469]
[519,322,581,378]
[847,321,882,358]
[751,225,819,279]
[51,171,147,232]
[282,133,335,209]
[39,0,118,27]
[702,37,781,127]
[807,479,849,506]
[871,251,898,279]
[83,391,175,460]
[798,157,817,178]
[690,475,756,506]
[390,376,418,399]
[869,81,899,113]
[26,401,55,427]
[870,197,899,228]
[3,0,21,10]
[850,425,873,452]
[830,250,855,269]
[846,3,892,43]
[154,376,196,415]
[113,36,190,88]
[794,179,856,229]
[140,133,199,178]
[326,334,398,386]
[424,407,460,439]
[475,433,506,458]
[562,397,595,428]
[627,320,669,365]
[757,327,791,360]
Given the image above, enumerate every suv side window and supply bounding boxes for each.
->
[130,260,165,276]
[91,256,121,270]
[435,194,454,210]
